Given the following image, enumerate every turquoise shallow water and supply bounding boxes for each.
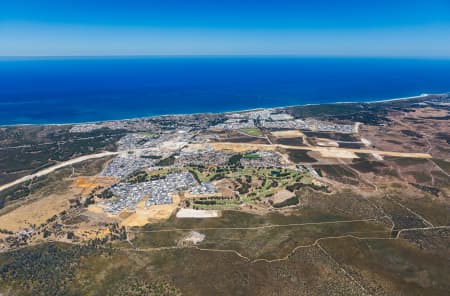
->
[0,57,449,125]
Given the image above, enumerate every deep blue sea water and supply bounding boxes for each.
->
[0,57,449,125]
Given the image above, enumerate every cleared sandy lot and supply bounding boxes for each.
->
[0,193,71,232]
[209,142,431,159]
[72,176,117,195]
[176,208,220,218]
[120,194,181,227]
[315,138,339,147]
[271,189,295,204]
[271,130,304,138]
[319,149,358,159]
[182,231,205,244]
[0,151,118,193]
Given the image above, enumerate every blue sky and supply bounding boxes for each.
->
[1,0,449,57]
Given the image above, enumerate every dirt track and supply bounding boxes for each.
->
[0,151,118,193]
[0,141,431,194]
[210,142,432,159]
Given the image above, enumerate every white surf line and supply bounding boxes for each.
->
[0,151,118,193]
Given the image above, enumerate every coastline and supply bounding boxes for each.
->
[0,92,446,127]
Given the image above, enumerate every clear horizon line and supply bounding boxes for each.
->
[1,53,450,60]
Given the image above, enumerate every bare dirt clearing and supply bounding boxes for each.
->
[360,106,449,158]
[319,149,358,159]
[314,138,339,147]
[0,189,78,232]
[176,208,221,218]
[0,151,118,193]
[179,231,206,245]
[271,130,304,138]
[209,142,432,159]
[270,189,295,204]
[72,176,117,195]
[120,194,181,227]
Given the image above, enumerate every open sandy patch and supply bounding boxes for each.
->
[361,138,372,147]
[120,193,180,227]
[270,189,295,204]
[271,130,304,138]
[372,153,384,161]
[180,231,205,245]
[210,142,275,153]
[315,138,339,147]
[0,193,72,232]
[71,176,117,195]
[176,208,220,218]
[319,149,358,159]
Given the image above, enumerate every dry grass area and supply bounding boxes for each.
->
[64,210,120,241]
[0,157,121,246]
[87,203,108,215]
[319,149,358,159]
[270,189,295,204]
[360,106,449,158]
[215,179,238,198]
[210,142,275,153]
[184,192,224,199]
[314,138,339,147]
[271,130,304,138]
[71,176,117,195]
[0,152,118,193]
[209,142,430,159]
[74,226,112,240]
[212,129,270,144]
[0,190,78,232]
[411,107,448,118]
[120,193,180,227]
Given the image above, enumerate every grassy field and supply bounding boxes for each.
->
[239,128,263,137]
[242,152,260,159]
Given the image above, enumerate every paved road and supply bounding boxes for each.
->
[0,151,118,193]
[0,141,432,193]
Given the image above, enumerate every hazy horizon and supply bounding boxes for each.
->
[1,1,449,57]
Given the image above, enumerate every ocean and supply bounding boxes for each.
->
[0,56,449,125]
